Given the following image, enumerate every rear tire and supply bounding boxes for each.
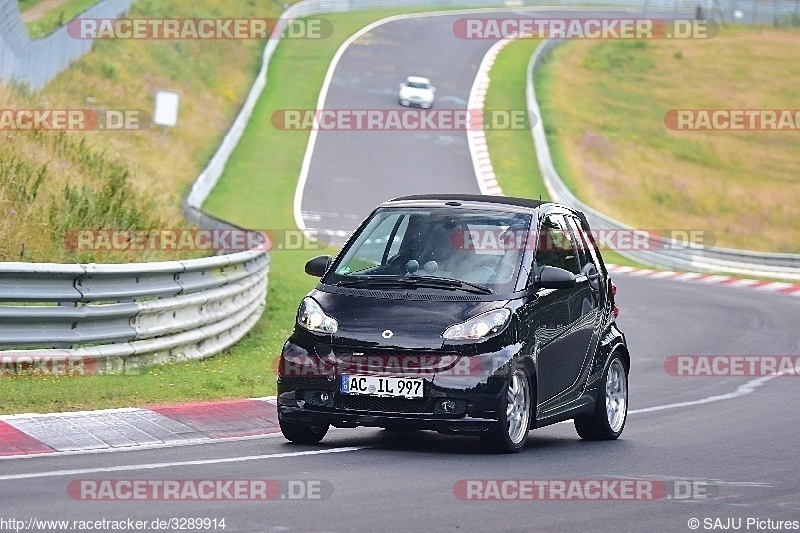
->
[481,368,532,454]
[575,355,628,440]
[279,417,329,444]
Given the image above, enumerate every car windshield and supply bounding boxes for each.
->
[326,207,532,294]
[407,81,430,89]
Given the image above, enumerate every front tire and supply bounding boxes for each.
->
[481,368,532,453]
[574,355,628,440]
[279,416,329,444]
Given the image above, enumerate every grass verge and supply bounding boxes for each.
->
[535,28,800,253]
[23,0,100,39]
[483,38,645,271]
[0,0,292,413]
[18,0,45,10]
[482,38,546,200]
[2,0,283,263]
[0,8,451,414]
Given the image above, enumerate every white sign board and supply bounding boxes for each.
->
[154,90,179,127]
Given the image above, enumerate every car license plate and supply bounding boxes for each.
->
[340,375,423,398]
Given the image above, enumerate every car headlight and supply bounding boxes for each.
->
[297,297,338,334]
[442,308,510,341]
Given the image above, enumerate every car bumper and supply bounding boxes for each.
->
[278,392,496,434]
[399,99,432,108]
[276,340,524,434]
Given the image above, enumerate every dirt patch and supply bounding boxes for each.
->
[19,0,71,23]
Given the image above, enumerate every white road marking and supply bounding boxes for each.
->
[629,371,787,415]
[293,6,591,237]
[0,447,368,481]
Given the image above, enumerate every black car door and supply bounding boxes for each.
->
[562,214,603,392]
[531,214,596,410]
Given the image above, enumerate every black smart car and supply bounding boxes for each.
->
[277,194,629,453]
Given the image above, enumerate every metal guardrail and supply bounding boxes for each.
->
[0,0,134,89]
[526,39,800,280]
[0,249,269,373]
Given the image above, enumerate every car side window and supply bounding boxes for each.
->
[336,213,406,274]
[535,215,580,275]
[563,215,592,271]
[567,215,607,279]
[564,215,605,312]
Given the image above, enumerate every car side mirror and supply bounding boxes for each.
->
[399,83,405,89]
[305,255,332,277]
[535,265,577,290]
[431,87,436,92]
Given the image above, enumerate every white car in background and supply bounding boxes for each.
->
[399,76,436,108]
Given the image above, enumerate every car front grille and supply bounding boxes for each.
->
[338,395,430,414]
[446,423,489,433]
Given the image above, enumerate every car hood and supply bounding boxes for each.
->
[311,288,506,351]
[400,86,434,101]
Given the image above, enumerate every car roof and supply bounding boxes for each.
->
[386,194,549,210]
[384,194,591,229]
[406,76,430,84]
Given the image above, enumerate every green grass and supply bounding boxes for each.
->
[1,0,277,264]
[0,0,288,413]
[535,30,800,253]
[24,0,99,39]
[0,8,455,415]
[0,133,190,263]
[483,38,648,273]
[18,0,42,10]
[202,8,454,229]
[482,38,547,201]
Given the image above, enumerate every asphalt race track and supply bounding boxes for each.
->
[297,8,674,242]
[3,275,799,532]
[3,9,799,533]
[298,13,483,239]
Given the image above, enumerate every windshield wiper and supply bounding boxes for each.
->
[335,275,493,294]
[335,277,413,289]
[408,275,494,295]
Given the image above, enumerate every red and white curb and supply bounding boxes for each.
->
[606,264,800,298]
[468,35,519,196]
[0,397,280,458]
